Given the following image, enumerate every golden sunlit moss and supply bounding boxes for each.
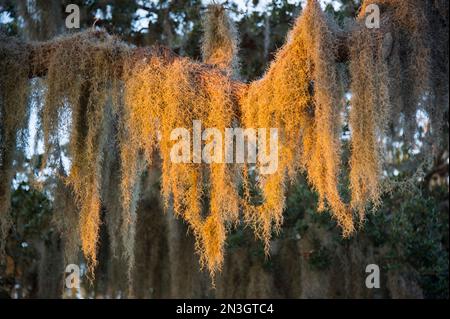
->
[123,54,240,277]
[120,49,170,287]
[241,0,353,247]
[0,35,30,258]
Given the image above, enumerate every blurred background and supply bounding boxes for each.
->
[0,0,448,298]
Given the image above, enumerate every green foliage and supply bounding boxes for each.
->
[389,188,449,298]
[308,238,332,271]
[1,180,56,298]
[237,0,300,81]
[10,181,53,240]
[364,211,390,247]
[226,227,246,249]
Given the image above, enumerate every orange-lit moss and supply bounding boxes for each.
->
[241,0,353,246]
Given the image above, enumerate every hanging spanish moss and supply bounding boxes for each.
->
[37,30,130,275]
[52,175,80,266]
[241,0,352,251]
[0,34,30,258]
[100,107,122,260]
[201,4,240,77]
[358,0,448,149]
[0,0,447,290]
[123,52,240,278]
[347,14,391,218]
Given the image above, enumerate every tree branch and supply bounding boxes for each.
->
[26,29,351,80]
